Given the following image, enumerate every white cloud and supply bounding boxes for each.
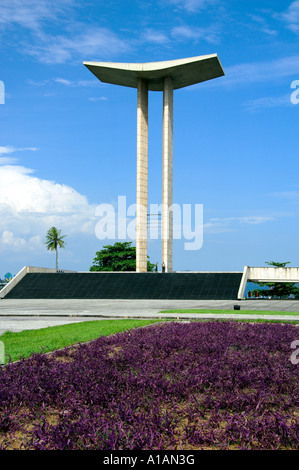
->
[204,215,276,234]
[0,1,131,64]
[136,23,221,47]
[27,79,50,87]
[24,27,131,64]
[54,78,99,87]
[171,24,221,43]
[167,0,218,13]
[248,14,278,36]
[0,147,98,254]
[0,157,17,165]
[198,55,299,90]
[210,216,275,225]
[247,2,299,37]
[0,146,38,156]
[54,78,74,86]
[268,190,299,203]
[227,55,299,85]
[0,231,41,252]
[140,23,222,47]
[243,94,292,112]
[142,29,170,44]
[281,0,299,34]
[88,97,108,102]
[0,165,90,214]
[0,146,38,165]
[0,0,74,33]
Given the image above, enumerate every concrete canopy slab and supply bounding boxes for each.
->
[84,54,224,91]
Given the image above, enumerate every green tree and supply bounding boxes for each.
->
[253,261,299,299]
[265,261,291,268]
[45,227,67,271]
[90,241,155,272]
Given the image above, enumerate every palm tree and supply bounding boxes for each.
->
[45,227,67,271]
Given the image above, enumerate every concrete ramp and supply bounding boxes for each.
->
[0,267,77,299]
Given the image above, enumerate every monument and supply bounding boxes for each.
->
[84,55,225,272]
[2,57,298,302]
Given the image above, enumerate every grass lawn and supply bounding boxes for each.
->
[159,309,299,316]
[0,319,159,364]
[1,313,299,364]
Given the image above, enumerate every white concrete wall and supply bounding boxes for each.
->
[238,266,299,299]
[248,267,299,282]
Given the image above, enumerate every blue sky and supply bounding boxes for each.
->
[0,0,298,275]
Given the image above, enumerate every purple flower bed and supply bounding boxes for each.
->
[1,321,299,450]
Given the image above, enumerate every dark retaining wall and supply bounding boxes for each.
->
[3,272,243,300]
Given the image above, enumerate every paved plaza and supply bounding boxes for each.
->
[0,298,298,335]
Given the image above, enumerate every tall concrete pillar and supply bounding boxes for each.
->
[136,78,148,273]
[162,76,173,273]
[84,55,225,274]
